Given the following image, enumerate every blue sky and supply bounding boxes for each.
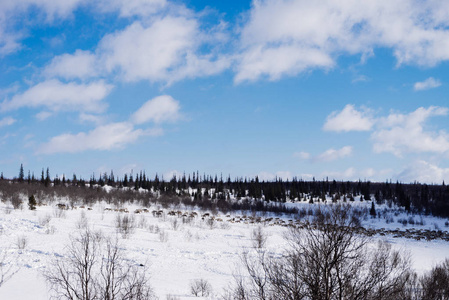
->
[1,0,449,183]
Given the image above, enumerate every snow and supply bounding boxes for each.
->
[0,199,448,299]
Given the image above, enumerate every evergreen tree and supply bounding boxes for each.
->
[28,194,37,210]
[370,202,376,217]
[19,163,24,182]
[45,168,51,187]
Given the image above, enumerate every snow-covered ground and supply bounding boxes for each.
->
[0,199,448,299]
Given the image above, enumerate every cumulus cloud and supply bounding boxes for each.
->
[0,116,16,127]
[37,92,182,154]
[1,79,113,113]
[325,104,449,156]
[37,122,163,154]
[413,77,442,91]
[236,0,449,82]
[372,106,449,156]
[44,50,98,80]
[44,16,229,85]
[99,18,229,84]
[396,160,449,184]
[323,104,374,132]
[132,95,180,124]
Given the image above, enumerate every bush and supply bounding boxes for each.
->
[228,204,414,300]
[251,226,267,249]
[190,278,212,297]
[44,229,154,300]
[16,235,28,250]
[115,214,135,238]
[28,194,37,210]
[420,258,449,300]
[0,250,19,287]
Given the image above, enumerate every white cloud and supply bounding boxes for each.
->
[37,122,163,154]
[132,95,180,124]
[0,116,16,127]
[44,50,98,80]
[321,168,357,181]
[295,146,353,162]
[0,0,87,56]
[372,106,449,156]
[1,79,113,113]
[315,146,353,162]
[163,170,183,180]
[323,104,374,132]
[257,171,292,181]
[99,17,229,85]
[414,77,442,91]
[326,105,449,156]
[97,0,167,17]
[293,151,311,160]
[35,111,52,121]
[236,0,449,82]
[396,160,449,184]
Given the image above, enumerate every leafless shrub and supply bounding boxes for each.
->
[137,215,147,229]
[76,210,89,229]
[170,218,180,231]
[220,222,231,230]
[159,230,168,243]
[53,207,66,218]
[185,230,193,242]
[190,278,212,297]
[0,250,19,287]
[4,207,12,215]
[420,258,449,300]
[115,214,135,239]
[251,226,267,249]
[227,204,414,300]
[166,294,180,300]
[16,235,28,250]
[206,218,215,229]
[39,214,52,227]
[43,229,155,300]
[10,194,22,210]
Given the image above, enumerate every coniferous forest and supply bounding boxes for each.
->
[4,164,449,218]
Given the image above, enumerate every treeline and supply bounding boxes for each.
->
[4,165,449,217]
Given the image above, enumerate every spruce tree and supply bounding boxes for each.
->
[19,164,24,182]
[370,202,376,217]
[28,195,37,210]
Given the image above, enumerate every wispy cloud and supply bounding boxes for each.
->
[1,80,113,113]
[296,146,353,163]
[37,122,163,154]
[0,116,16,127]
[37,94,183,154]
[413,77,442,91]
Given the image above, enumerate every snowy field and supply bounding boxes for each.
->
[1,199,449,299]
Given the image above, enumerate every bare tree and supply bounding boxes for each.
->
[251,226,267,249]
[44,228,154,300]
[420,258,449,300]
[115,214,136,239]
[228,204,414,300]
[190,278,212,297]
[0,250,19,288]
